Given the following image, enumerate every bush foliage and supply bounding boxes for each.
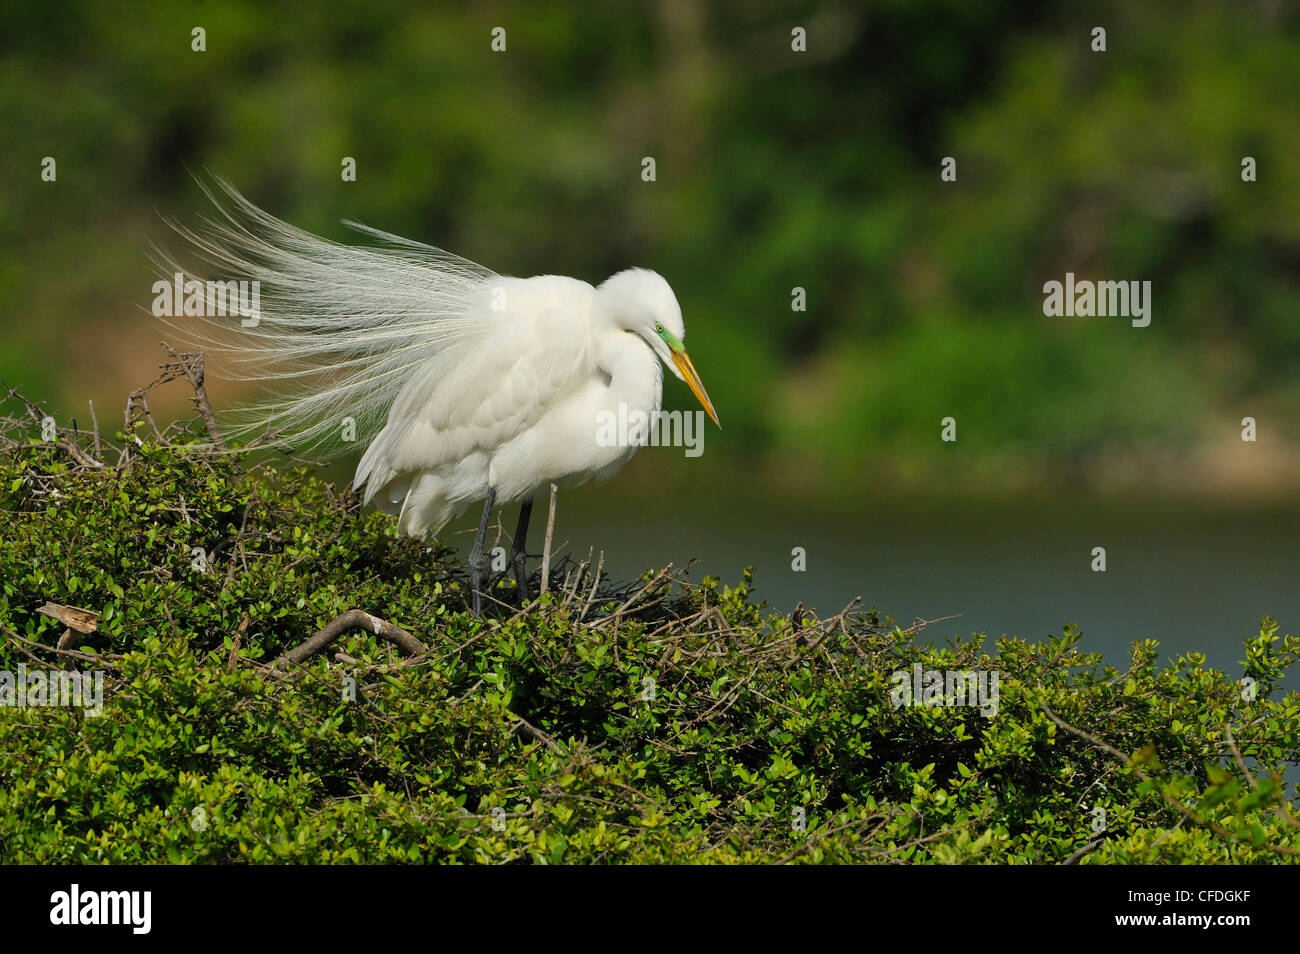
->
[1,391,1297,864]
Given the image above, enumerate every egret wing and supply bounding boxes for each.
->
[354,284,593,501]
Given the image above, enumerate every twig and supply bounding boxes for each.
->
[4,387,103,469]
[899,614,961,637]
[222,492,256,592]
[88,399,101,456]
[539,483,557,597]
[509,716,562,753]
[228,614,250,669]
[581,550,605,621]
[592,565,674,630]
[3,626,122,664]
[161,343,228,452]
[1039,699,1300,858]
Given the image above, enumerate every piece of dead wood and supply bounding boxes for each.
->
[38,602,100,634]
[37,601,100,654]
[273,610,427,668]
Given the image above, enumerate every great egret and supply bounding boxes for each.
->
[159,179,720,613]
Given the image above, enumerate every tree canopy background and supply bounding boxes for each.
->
[3,0,1298,499]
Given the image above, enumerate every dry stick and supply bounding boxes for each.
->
[1222,727,1299,833]
[593,564,674,630]
[539,483,558,597]
[3,627,122,664]
[1222,725,1256,789]
[509,716,562,753]
[791,600,866,662]
[273,610,427,668]
[646,603,705,640]
[116,394,134,466]
[162,344,228,452]
[6,387,102,470]
[88,399,101,457]
[1221,724,1299,832]
[222,492,256,593]
[610,590,675,629]
[564,551,592,608]
[5,633,51,670]
[128,389,164,441]
[64,434,103,469]
[491,512,504,557]
[898,613,961,637]
[580,550,605,621]
[64,417,104,470]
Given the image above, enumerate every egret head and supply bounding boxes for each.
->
[598,268,720,427]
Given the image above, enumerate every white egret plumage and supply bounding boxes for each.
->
[158,179,720,613]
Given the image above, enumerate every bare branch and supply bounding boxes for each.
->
[273,609,427,668]
[539,482,558,597]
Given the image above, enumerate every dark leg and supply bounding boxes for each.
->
[511,497,534,601]
[468,486,496,616]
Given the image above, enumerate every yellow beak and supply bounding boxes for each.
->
[671,347,721,428]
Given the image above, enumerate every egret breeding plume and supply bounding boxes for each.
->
[159,179,720,613]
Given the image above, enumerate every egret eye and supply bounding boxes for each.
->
[655,322,664,333]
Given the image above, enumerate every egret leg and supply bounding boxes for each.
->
[468,487,496,616]
[511,497,534,601]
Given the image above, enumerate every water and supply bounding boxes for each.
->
[478,485,1300,681]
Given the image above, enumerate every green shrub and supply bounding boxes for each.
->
[1,398,1297,863]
